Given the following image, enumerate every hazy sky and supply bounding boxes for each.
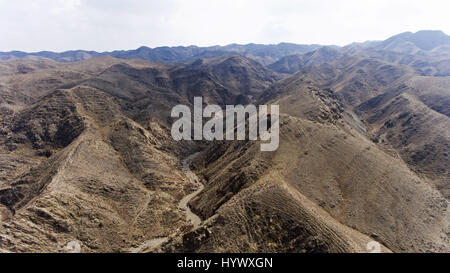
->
[1,0,449,52]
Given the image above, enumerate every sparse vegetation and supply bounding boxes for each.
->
[0,31,449,253]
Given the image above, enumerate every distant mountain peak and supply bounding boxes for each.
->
[415,29,447,35]
[382,30,450,51]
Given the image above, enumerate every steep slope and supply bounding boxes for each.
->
[0,47,448,253]
[0,80,197,252]
[356,78,450,198]
[294,55,415,106]
[187,55,282,96]
[290,55,449,198]
[171,78,449,253]
[0,56,148,112]
[0,55,282,252]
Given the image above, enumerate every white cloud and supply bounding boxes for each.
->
[0,0,449,52]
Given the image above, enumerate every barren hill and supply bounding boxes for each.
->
[0,38,448,253]
[268,46,342,74]
[171,70,449,253]
[0,55,282,252]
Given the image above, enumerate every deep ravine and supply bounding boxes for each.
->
[129,152,203,253]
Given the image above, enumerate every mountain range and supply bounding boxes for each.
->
[2,30,450,65]
[0,43,322,66]
[0,30,448,253]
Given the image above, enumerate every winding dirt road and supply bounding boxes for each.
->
[178,152,204,227]
[129,152,203,253]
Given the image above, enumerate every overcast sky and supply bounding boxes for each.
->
[1,0,449,52]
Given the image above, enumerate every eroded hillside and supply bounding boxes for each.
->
[0,44,448,253]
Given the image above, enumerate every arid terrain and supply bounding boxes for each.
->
[0,30,448,253]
